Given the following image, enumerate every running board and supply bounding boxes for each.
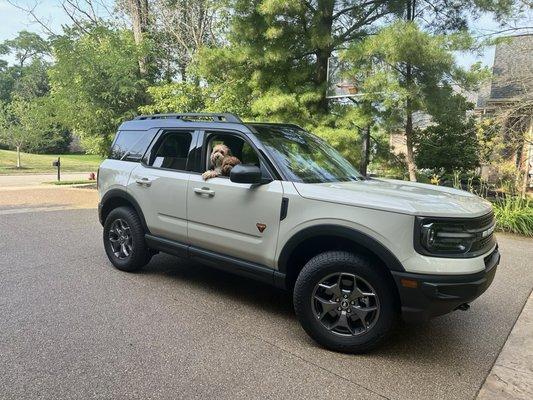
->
[144,234,286,289]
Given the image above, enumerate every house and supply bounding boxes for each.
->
[475,34,533,191]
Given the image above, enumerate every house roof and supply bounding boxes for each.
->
[488,34,533,102]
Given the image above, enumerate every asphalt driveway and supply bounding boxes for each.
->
[1,207,532,400]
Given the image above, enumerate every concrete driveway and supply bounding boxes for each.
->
[0,195,532,399]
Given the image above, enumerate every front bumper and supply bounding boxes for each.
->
[392,246,500,323]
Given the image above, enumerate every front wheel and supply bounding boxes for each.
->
[293,251,398,353]
[103,206,151,272]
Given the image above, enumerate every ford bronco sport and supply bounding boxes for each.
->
[98,113,500,353]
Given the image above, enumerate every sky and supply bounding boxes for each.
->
[0,0,531,69]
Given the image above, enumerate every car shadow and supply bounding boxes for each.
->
[141,253,294,317]
[140,253,484,360]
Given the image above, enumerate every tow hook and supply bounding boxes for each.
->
[455,303,470,311]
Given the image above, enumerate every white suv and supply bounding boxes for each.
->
[98,113,500,353]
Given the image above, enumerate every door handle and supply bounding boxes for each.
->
[135,177,152,187]
[194,187,215,197]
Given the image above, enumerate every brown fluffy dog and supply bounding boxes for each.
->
[202,144,241,180]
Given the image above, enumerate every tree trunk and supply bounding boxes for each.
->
[360,125,371,176]
[405,109,417,181]
[16,146,21,168]
[315,50,331,114]
[179,63,187,83]
[313,0,335,114]
[128,0,149,75]
[404,1,417,182]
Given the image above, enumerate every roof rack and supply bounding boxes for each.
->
[134,113,242,123]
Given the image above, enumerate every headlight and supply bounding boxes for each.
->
[415,214,496,257]
[419,222,474,254]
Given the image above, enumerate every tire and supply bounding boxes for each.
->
[103,206,151,272]
[293,251,398,353]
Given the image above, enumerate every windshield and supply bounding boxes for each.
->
[251,124,363,184]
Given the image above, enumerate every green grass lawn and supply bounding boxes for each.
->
[43,180,95,185]
[0,149,103,174]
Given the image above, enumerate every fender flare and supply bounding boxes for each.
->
[99,188,149,233]
[277,224,405,273]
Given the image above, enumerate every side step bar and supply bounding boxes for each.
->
[145,234,286,289]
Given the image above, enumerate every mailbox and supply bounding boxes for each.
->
[53,157,61,182]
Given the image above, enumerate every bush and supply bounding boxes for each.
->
[493,196,533,237]
[414,117,480,173]
[25,128,72,154]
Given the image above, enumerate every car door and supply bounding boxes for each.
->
[128,129,197,243]
[187,130,284,267]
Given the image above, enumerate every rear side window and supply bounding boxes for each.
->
[110,130,156,161]
[148,131,193,171]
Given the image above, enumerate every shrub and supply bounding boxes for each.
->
[492,196,533,237]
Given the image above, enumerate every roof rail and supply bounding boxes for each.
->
[134,113,242,123]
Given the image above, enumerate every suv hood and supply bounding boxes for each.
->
[293,178,492,218]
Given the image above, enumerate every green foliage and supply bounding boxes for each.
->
[0,0,527,172]
[493,196,533,237]
[476,118,503,164]
[193,0,396,121]
[139,82,206,114]
[2,30,50,67]
[0,64,17,103]
[414,96,480,173]
[0,98,54,155]
[0,31,51,103]
[344,21,486,123]
[49,26,147,155]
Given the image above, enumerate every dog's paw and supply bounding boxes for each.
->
[202,170,218,180]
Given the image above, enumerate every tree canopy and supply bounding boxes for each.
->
[0,0,528,177]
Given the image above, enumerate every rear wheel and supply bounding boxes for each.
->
[293,251,398,353]
[103,207,151,272]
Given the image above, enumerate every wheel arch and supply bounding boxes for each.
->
[278,225,405,290]
[99,189,149,233]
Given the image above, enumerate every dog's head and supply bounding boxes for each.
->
[210,144,231,167]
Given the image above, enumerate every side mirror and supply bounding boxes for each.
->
[230,164,264,185]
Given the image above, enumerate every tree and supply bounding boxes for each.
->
[150,0,221,81]
[0,31,57,160]
[0,32,50,102]
[0,97,57,168]
[382,0,519,181]
[344,21,487,180]
[139,82,207,114]
[194,0,395,120]
[49,26,147,155]
[414,94,480,172]
[123,0,150,74]
[2,31,49,68]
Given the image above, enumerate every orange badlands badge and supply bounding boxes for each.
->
[256,223,267,233]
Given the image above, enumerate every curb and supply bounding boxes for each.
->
[477,289,533,399]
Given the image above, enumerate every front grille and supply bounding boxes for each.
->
[470,233,495,253]
[465,212,496,255]
[466,212,495,231]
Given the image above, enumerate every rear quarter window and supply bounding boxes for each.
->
[110,130,157,161]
